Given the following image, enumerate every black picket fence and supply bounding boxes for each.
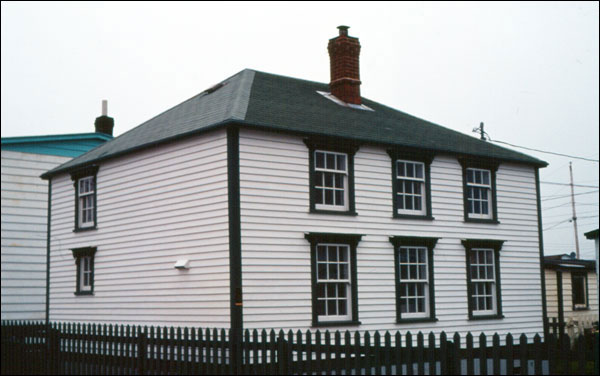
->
[1,320,598,375]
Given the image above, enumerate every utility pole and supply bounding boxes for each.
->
[569,162,580,258]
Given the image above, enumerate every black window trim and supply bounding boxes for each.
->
[462,239,504,320]
[389,236,439,323]
[571,271,589,311]
[387,149,435,220]
[70,165,99,232]
[305,232,362,327]
[71,246,97,296]
[304,138,359,216]
[458,157,500,224]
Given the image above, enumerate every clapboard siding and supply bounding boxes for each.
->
[1,150,71,320]
[239,128,544,337]
[48,129,230,327]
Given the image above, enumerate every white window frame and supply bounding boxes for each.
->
[466,168,492,219]
[78,176,95,228]
[396,160,426,215]
[469,248,497,316]
[315,243,352,322]
[398,246,430,318]
[314,150,349,212]
[79,256,93,292]
[571,272,588,310]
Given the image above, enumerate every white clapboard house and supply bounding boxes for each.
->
[1,106,113,320]
[42,27,549,338]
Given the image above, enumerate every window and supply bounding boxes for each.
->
[304,139,358,215]
[71,247,96,295]
[305,233,362,326]
[571,272,589,310]
[466,168,491,219]
[388,150,434,219]
[78,176,95,228]
[390,236,438,323]
[71,165,99,231]
[462,239,504,320]
[314,151,348,210]
[459,159,499,223]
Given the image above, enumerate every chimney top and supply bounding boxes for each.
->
[95,100,114,136]
[337,25,349,36]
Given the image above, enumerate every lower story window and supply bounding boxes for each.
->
[72,247,96,296]
[305,233,362,326]
[571,272,588,310]
[462,239,504,320]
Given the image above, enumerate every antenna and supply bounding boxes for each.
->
[472,122,487,141]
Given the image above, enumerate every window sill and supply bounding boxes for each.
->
[396,317,438,324]
[469,314,504,321]
[310,209,358,216]
[394,214,435,221]
[74,291,94,296]
[312,320,361,328]
[573,306,589,311]
[74,226,97,233]
[464,218,500,224]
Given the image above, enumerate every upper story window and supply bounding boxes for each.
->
[70,165,99,231]
[466,168,492,219]
[388,150,435,220]
[71,246,96,296]
[304,139,358,216]
[389,236,438,323]
[315,150,348,210]
[78,176,96,228]
[305,232,362,327]
[459,159,499,223]
[462,239,504,320]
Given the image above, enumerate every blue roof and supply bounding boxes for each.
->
[1,133,112,158]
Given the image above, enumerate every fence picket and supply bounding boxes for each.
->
[416,332,424,375]
[479,332,487,376]
[492,333,501,376]
[506,333,514,375]
[519,334,528,376]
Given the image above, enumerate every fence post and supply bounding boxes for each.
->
[138,327,147,376]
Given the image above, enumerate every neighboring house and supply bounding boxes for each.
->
[41,27,549,338]
[1,105,113,321]
[543,253,599,335]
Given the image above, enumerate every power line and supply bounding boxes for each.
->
[490,140,600,162]
[472,125,600,162]
[541,190,599,202]
[540,181,599,189]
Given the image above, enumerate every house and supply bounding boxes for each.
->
[41,26,549,338]
[543,253,599,335]
[1,103,113,321]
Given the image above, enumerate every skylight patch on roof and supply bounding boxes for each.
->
[317,91,374,111]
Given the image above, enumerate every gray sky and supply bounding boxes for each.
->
[2,1,598,258]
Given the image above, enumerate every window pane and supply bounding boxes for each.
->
[408,298,416,313]
[405,197,413,210]
[317,300,325,316]
[318,246,327,261]
[315,188,324,205]
[397,162,405,177]
[415,164,424,179]
[328,300,337,316]
[335,190,344,206]
[400,299,407,313]
[471,265,478,279]
[340,264,348,279]
[400,250,408,263]
[406,163,414,177]
[326,154,335,170]
[467,169,474,183]
[400,265,408,280]
[316,152,325,168]
[414,197,422,211]
[328,247,338,262]
[338,284,347,298]
[334,174,344,189]
[338,300,347,315]
[419,265,427,279]
[339,248,348,262]
[317,284,325,298]
[325,190,334,205]
[337,155,346,171]
[327,284,336,298]
[325,173,334,188]
[572,275,586,305]
[329,264,338,280]
[318,264,327,280]
[482,171,490,185]
[417,298,425,313]
[418,250,426,263]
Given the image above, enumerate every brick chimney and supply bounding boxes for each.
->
[94,100,114,136]
[328,26,361,105]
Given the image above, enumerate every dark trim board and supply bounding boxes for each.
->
[228,126,243,332]
[535,168,549,337]
[45,179,52,325]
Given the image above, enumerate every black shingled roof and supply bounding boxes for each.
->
[42,69,547,179]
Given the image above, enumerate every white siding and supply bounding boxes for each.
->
[239,129,544,337]
[1,150,71,320]
[48,130,230,327]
